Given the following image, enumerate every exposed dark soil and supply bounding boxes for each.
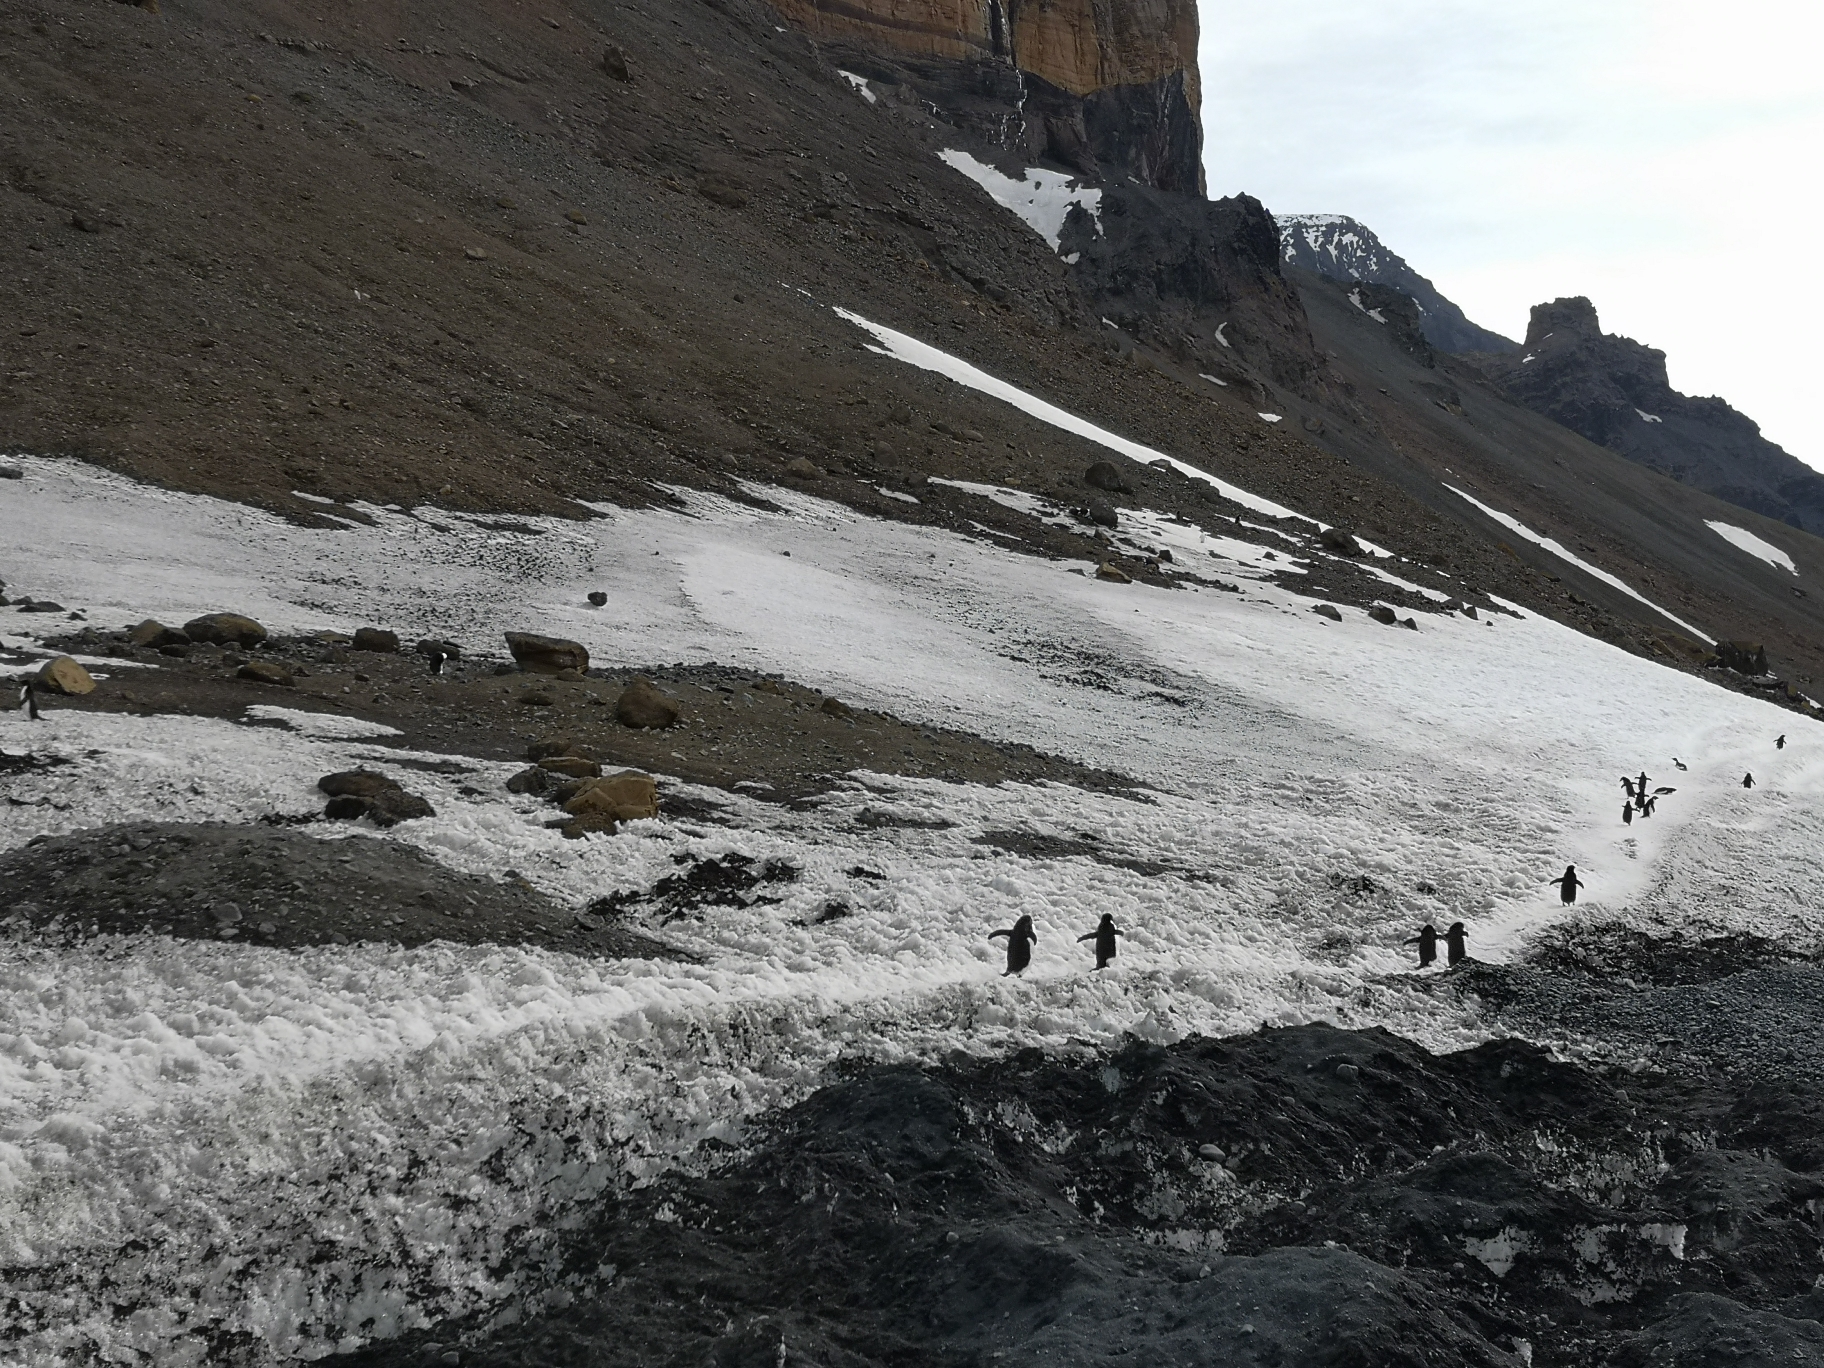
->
[332,968,1824,1368]
[0,819,692,959]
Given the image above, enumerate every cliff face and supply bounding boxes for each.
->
[1478,298,1824,534]
[768,0,1203,193]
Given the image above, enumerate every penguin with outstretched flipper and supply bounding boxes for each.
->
[1744,773,1755,789]
[1550,865,1584,905]
[1777,734,1787,750]
[1404,924,1439,968]
[988,915,1037,977]
[1445,922,1469,966]
[1076,913,1125,970]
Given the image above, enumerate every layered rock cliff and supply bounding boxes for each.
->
[1476,298,1824,535]
[768,0,1203,193]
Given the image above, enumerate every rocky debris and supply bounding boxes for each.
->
[504,631,589,675]
[1717,639,1769,676]
[183,612,267,648]
[0,464,23,480]
[317,768,435,826]
[616,675,680,728]
[1318,526,1364,556]
[589,850,797,921]
[126,619,186,648]
[819,696,853,719]
[236,660,294,686]
[0,820,686,957]
[35,656,96,695]
[1094,561,1132,583]
[1084,460,1133,494]
[1311,603,1342,621]
[784,456,820,479]
[1367,605,1399,625]
[353,627,400,652]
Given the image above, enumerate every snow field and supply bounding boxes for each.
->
[1705,519,1799,575]
[3,453,1822,1361]
[936,149,1102,253]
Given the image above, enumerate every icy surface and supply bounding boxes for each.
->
[2,454,1818,1362]
[1635,409,1664,424]
[936,149,1101,253]
[837,69,877,104]
[1444,485,1712,641]
[1705,520,1797,575]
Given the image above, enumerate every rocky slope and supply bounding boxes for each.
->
[1277,213,1517,355]
[1473,297,1824,536]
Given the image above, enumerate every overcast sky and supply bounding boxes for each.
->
[1199,0,1824,471]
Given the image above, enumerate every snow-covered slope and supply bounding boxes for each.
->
[1277,213,1518,355]
[3,451,1820,1362]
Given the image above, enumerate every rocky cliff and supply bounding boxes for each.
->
[768,0,1203,193]
[1476,298,1824,534]
[1277,213,1516,355]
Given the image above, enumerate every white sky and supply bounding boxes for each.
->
[1199,0,1824,472]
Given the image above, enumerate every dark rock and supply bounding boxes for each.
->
[17,600,65,613]
[616,676,680,729]
[1311,603,1342,621]
[506,765,557,796]
[587,591,608,607]
[538,755,602,779]
[1082,500,1119,528]
[126,619,186,648]
[1318,526,1364,556]
[416,638,462,660]
[352,627,400,653]
[1717,640,1769,676]
[0,465,22,480]
[527,737,594,762]
[505,631,589,675]
[367,787,435,826]
[317,769,399,798]
[1367,605,1399,625]
[819,696,854,719]
[184,612,267,647]
[158,643,191,658]
[1084,460,1133,494]
[601,43,634,82]
[323,794,372,821]
[237,661,294,686]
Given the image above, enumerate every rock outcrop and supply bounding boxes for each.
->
[769,0,1202,193]
[1476,298,1824,535]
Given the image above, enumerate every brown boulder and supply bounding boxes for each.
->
[616,676,680,728]
[506,766,557,796]
[237,661,294,687]
[184,612,267,647]
[36,656,96,695]
[539,755,602,779]
[1084,460,1132,494]
[505,631,589,675]
[563,772,659,821]
[127,619,185,648]
[1311,604,1342,621]
[318,769,399,798]
[785,456,821,479]
[352,627,400,653]
[819,696,854,718]
[1095,562,1132,584]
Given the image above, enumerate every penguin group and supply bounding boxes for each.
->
[1404,922,1468,967]
[1620,770,1675,822]
[987,913,1127,976]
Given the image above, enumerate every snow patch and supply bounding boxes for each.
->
[837,70,877,104]
[935,149,1100,254]
[1258,413,1283,424]
[1198,374,1229,388]
[1635,409,1663,424]
[1705,520,1798,575]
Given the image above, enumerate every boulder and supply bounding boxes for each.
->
[587,591,608,607]
[318,769,399,798]
[0,465,22,480]
[1311,604,1343,621]
[1319,527,1364,557]
[506,766,558,796]
[1366,605,1399,625]
[1717,640,1769,676]
[323,795,372,820]
[1082,501,1119,529]
[819,696,854,718]
[561,812,621,839]
[563,771,659,821]
[1084,461,1133,494]
[616,676,680,728]
[36,656,96,695]
[1095,562,1132,584]
[539,755,602,779]
[785,457,820,479]
[505,631,589,675]
[237,661,294,686]
[127,619,185,648]
[527,737,595,762]
[352,627,400,653]
[184,612,267,647]
[601,43,634,81]
[367,787,435,826]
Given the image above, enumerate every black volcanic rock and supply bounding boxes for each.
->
[1478,298,1824,534]
[1278,213,1517,355]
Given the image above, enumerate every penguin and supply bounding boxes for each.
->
[1636,772,1651,805]
[1404,923,1439,968]
[1445,921,1468,966]
[1673,758,1687,771]
[1551,864,1584,905]
[22,682,39,721]
[1076,913,1125,970]
[1743,772,1755,789]
[1777,734,1787,750]
[427,648,446,675]
[988,914,1037,977]
[1642,795,1657,817]
[1620,776,1638,801]
[1622,802,1633,826]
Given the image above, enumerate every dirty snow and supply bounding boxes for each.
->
[1705,520,1798,575]
[837,70,877,104]
[1635,409,1664,424]
[3,453,1821,1362]
[935,149,1101,253]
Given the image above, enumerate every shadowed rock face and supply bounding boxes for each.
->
[767,0,1203,192]
[1477,298,1824,535]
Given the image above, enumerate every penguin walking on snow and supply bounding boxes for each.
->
[1642,795,1658,817]
[1404,923,1439,968]
[20,682,39,721]
[988,915,1037,977]
[1777,734,1787,750]
[1445,921,1468,966]
[1743,772,1755,789]
[1077,913,1125,970]
[1622,802,1633,827]
[1621,776,1638,803]
[1673,758,1687,771]
[1550,865,1584,905]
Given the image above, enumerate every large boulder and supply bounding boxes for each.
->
[563,772,659,821]
[237,661,294,686]
[1319,527,1365,557]
[184,612,268,648]
[319,768,435,825]
[1717,640,1769,676]
[352,627,400,653]
[36,656,96,695]
[505,631,589,675]
[126,619,186,648]
[318,769,400,798]
[1084,460,1133,494]
[616,676,680,728]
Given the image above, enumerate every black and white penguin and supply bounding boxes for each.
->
[1642,795,1658,817]
[427,648,446,675]
[988,914,1037,977]
[22,682,39,721]
[1551,865,1584,905]
[1076,913,1125,970]
[1445,922,1468,966]
[1743,772,1755,789]
[1673,758,1687,771]
[1620,776,1638,802]
[1404,923,1440,968]
[1777,734,1787,750]
[1622,802,1633,826]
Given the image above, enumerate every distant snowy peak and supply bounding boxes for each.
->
[1275,213,1518,356]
